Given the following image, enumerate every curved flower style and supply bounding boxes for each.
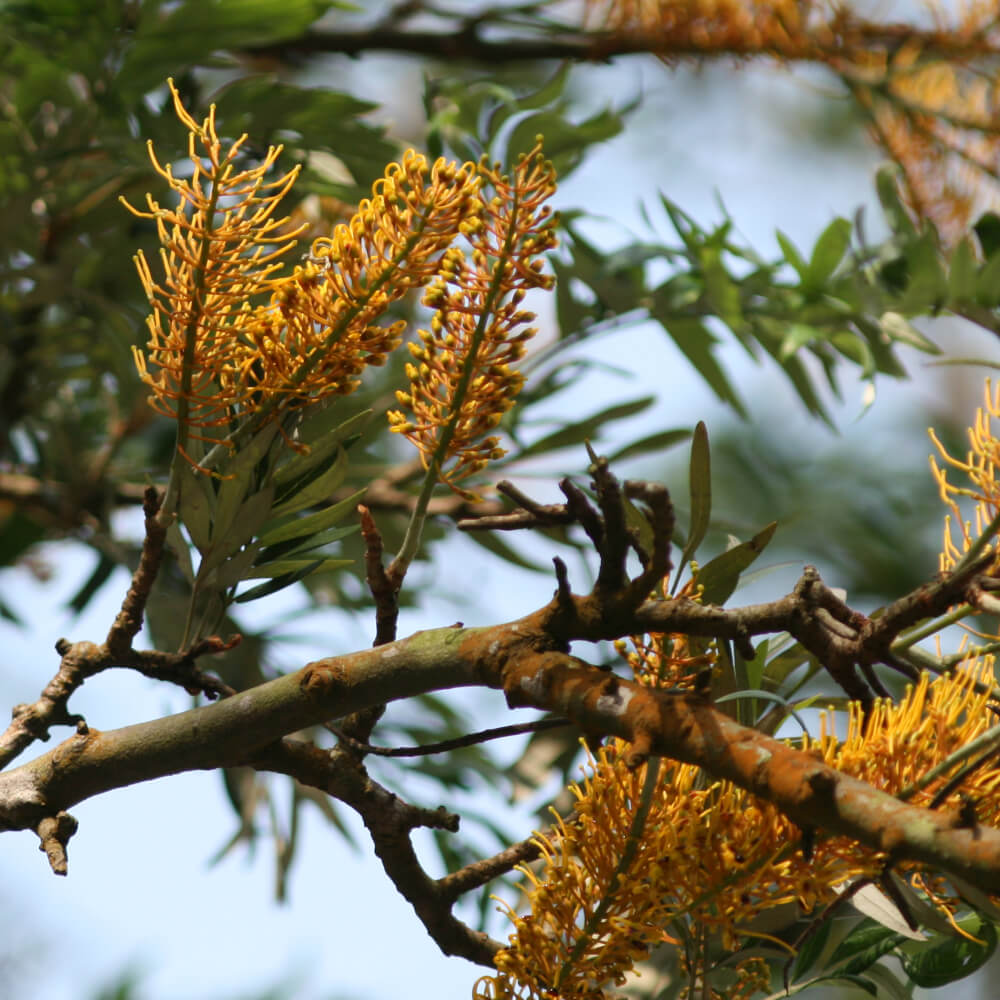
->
[122,79,302,438]
[387,144,558,497]
[930,379,1000,573]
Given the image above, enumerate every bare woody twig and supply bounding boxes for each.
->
[328,717,570,757]
[105,486,166,655]
[0,492,234,770]
[250,736,502,966]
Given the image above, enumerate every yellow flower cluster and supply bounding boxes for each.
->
[615,630,716,689]
[387,144,557,496]
[229,152,483,407]
[127,84,538,479]
[122,80,302,436]
[477,651,1000,998]
[930,380,1000,573]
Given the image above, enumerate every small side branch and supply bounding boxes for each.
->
[328,717,570,757]
[251,737,503,966]
[438,831,549,902]
[359,504,401,646]
[106,486,166,655]
[36,811,78,875]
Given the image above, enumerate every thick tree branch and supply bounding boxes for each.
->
[238,22,1000,67]
[4,566,1000,893]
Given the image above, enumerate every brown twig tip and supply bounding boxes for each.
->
[36,811,79,876]
[141,484,163,518]
[358,503,401,645]
[107,485,169,652]
[190,634,242,656]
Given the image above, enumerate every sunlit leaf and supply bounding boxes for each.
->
[900,918,997,988]
[696,522,777,606]
[675,421,711,585]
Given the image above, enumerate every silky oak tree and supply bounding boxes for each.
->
[7,2,1000,998]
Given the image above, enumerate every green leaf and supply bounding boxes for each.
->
[976,252,1000,308]
[776,230,808,282]
[804,217,851,293]
[698,245,743,328]
[623,494,655,558]
[197,484,276,579]
[900,919,997,988]
[760,641,815,691]
[779,323,823,360]
[507,105,624,178]
[210,468,255,550]
[273,418,366,500]
[118,0,336,97]
[257,499,361,546]
[242,557,351,580]
[233,561,330,603]
[263,487,366,541]
[854,963,915,1000]
[606,427,692,464]
[0,510,46,566]
[465,528,552,574]
[812,974,879,997]
[696,522,777,606]
[832,920,908,976]
[879,312,940,354]
[830,332,874,375]
[270,447,350,519]
[876,164,917,238]
[790,905,836,981]
[261,524,358,562]
[177,464,214,553]
[216,80,393,189]
[899,233,948,312]
[204,544,262,590]
[66,553,117,615]
[224,423,281,481]
[974,212,1000,257]
[652,315,746,416]
[714,689,810,733]
[949,238,979,302]
[675,421,711,583]
[515,397,655,460]
[165,521,195,585]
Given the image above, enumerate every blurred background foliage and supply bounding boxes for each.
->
[3,1,1000,998]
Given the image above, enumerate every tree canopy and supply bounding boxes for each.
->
[5,2,1000,997]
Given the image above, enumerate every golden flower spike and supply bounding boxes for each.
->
[388,142,558,499]
[477,625,1000,1000]
[122,79,303,452]
[227,150,483,410]
[930,379,1000,574]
